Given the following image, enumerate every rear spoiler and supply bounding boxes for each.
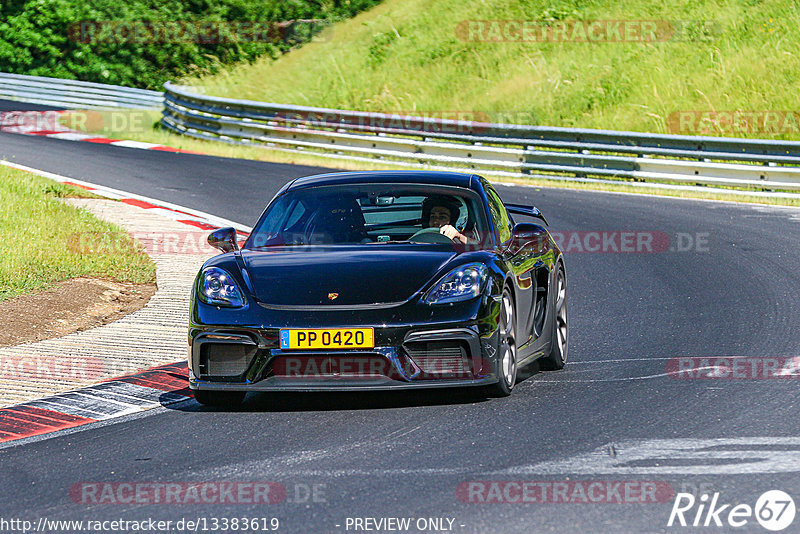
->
[505,203,548,226]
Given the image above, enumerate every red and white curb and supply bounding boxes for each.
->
[0,160,252,236]
[0,362,191,443]
[0,109,201,154]
[0,162,257,443]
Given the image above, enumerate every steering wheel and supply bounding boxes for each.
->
[409,227,454,244]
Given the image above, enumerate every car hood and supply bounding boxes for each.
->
[240,246,457,307]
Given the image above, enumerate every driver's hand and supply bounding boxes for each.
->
[440,225,468,244]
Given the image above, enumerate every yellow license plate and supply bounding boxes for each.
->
[280,328,374,350]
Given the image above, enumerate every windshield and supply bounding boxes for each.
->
[246,183,490,249]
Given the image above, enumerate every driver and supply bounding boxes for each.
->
[421,196,470,244]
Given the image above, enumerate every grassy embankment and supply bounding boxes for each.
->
[195,0,800,135]
[0,166,155,301]
[62,0,800,206]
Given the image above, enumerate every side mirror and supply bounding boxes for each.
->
[208,227,239,253]
[507,223,549,255]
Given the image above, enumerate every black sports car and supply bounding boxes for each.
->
[189,171,568,405]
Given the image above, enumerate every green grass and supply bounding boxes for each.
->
[184,0,800,140]
[0,166,156,302]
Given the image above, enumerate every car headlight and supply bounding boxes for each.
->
[197,267,245,308]
[423,263,487,305]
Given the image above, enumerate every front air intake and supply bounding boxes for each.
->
[199,342,257,378]
[404,340,472,378]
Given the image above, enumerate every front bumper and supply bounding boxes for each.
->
[190,375,498,392]
[189,281,504,392]
[189,321,501,392]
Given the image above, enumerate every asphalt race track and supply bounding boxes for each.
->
[2,124,800,532]
[0,100,63,112]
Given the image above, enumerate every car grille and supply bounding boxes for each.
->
[199,343,256,378]
[404,341,472,378]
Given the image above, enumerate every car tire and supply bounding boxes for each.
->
[485,286,517,397]
[193,390,246,407]
[541,264,568,371]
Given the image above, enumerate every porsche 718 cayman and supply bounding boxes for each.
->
[189,171,568,405]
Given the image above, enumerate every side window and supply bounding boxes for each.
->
[485,187,513,243]
[282,200,307,231]
[255,195,291,235]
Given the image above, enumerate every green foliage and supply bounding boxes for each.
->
[0,0,381,89]
[367,29,398,65]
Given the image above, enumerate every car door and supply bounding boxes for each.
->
[484,185,537,350]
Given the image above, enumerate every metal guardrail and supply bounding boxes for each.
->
[4,72,800,193]
[162,82,800,192]
[0,73,162,110]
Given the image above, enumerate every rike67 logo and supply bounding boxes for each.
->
[668,490,796,531]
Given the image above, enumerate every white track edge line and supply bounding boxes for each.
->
[0,160,253,233]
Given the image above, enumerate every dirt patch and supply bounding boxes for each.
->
[0,277,156,347]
